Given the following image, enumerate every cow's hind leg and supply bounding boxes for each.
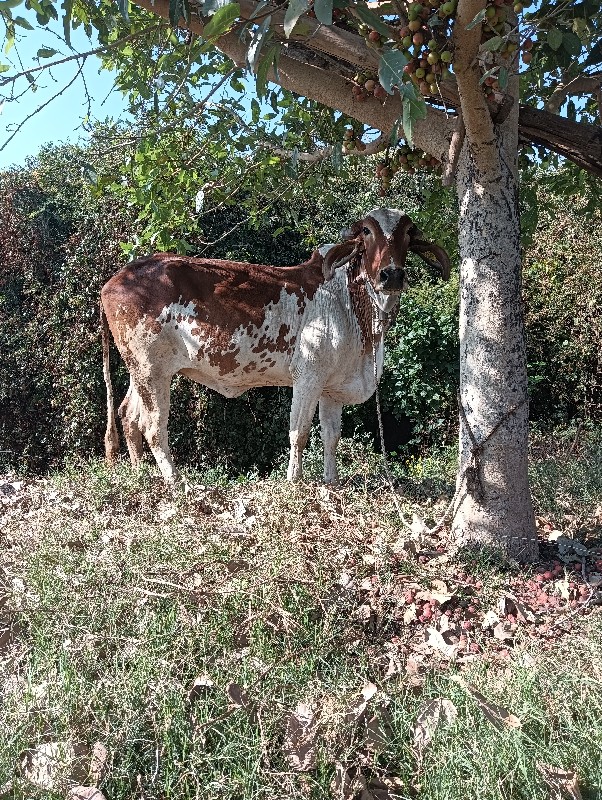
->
[118,379,144,466]
[287,381,322,482]
[319,396,343,485]
[135,373,178,484]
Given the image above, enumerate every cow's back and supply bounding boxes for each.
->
[101,252,326,394]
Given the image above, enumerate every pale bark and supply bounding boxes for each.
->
[452,3,537,562]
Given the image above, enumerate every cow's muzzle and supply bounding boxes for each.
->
[376,266,406,294]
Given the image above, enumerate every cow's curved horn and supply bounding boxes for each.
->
[410,237,451,280]
[322,241,359,281]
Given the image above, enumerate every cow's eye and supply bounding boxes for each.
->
[362,227,371,235]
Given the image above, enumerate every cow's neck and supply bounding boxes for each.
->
[345,267,397,354]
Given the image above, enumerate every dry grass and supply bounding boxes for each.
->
[1,432,601,800]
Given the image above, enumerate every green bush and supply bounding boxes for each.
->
[381,276,460,448]
[522,193,602,423]
[1,143,601,478]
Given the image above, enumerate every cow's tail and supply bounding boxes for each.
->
[100,298,120,464]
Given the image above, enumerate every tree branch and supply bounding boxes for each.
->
[545,73,602,114]
[452,0,500,179]
[129,0,602,177]
[134,0,454,160]
[443,110,465,186]
[0,23,162,89]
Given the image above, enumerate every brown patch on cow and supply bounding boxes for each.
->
[348,280,378,352]
[101,251,324,378]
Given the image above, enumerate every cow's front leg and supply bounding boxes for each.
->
[319,396,343,485]
[287,381,322,482]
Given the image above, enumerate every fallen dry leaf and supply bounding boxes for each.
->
[403,603,417,625]
[416,580,454,606]
[537,762,583,800]
[493,621,516,642]
[188,674,216,703]
[450,676,521,731]
[412,698,457,759]
[500,593,539,623]
[68,788,108,800]
[344,681,378,724]
[20,742,89,790]
[364,707,392,754]
[226,682,253,710]
[282,703,318,772]
[482,609,501,629]
[424,627,460,659]
[331,763,368,800]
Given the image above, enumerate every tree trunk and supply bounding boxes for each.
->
[452,115,538,563]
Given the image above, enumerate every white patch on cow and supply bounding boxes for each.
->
[318,243,336,257]
[228,286,301,365]
[157,299,197,324]
[367,207,404,237]
[156,299,207,361]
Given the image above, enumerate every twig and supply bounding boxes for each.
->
[0,23,162,88]
[1,64,84,153]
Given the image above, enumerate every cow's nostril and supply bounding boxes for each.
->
[379,269,390,283]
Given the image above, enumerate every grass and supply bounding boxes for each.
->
[1,430,601,800]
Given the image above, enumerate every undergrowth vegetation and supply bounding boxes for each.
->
[1,143,601,477]
[1,431,601,800]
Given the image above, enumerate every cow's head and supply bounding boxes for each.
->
[322,208,450,312]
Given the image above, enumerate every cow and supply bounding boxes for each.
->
[100,208,450,484]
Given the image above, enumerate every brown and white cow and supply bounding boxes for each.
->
[100,208,450,484]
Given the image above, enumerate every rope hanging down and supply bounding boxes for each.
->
[370,304,528,537]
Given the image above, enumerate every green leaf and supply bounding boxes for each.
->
[480,35,502,52]
[378,48,408,95]
[400,84,426,146]
[246,15,271,71]
[250,97,260,123]
[561,31,582,56]
[5,34,14,54]
[479,66,498,84]
[255,43,279,95]
[203,1,239,39]
[0,0,23,8]
[547,27,562,51]
[331,140,342,172]
[283,0,308,38]
[37,47,58,57]
[352,3,391,37]
[313,0,332,25]
[13,14,33,27]
[466,8,486,29]
[0,63,10,73]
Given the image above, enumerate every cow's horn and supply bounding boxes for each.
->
[410,237,451,280]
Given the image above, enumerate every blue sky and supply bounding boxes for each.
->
[0,21,128,169]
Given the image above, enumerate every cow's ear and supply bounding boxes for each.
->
[322,241,357,281]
